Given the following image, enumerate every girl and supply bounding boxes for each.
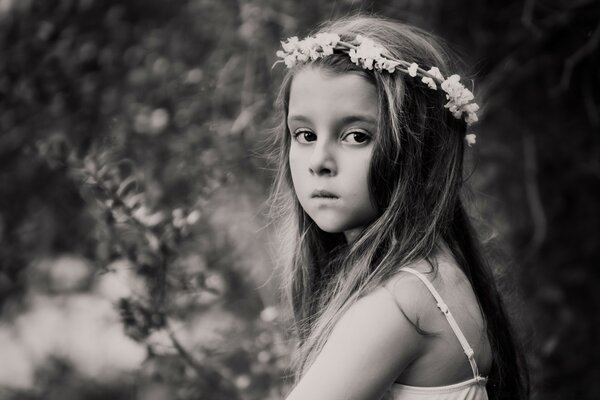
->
[269,15,528,400]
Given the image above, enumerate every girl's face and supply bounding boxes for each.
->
[287,67,379,241]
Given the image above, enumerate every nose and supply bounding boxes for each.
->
[308,140,337,176]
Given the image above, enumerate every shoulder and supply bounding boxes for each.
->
[335,283,427,351]
[334,258,445,347]
[325,283,427,366]
[285,281,427,400]
[381,260,441,326]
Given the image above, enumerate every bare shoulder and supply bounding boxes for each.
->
[333,282,427,356]
[380,256,480,333]
[381,259,441,324]
[285,282,428,400]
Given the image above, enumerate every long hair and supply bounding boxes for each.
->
[268,15,528,399]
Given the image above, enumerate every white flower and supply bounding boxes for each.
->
[298,36,319,60]
[421,76,437,90]
[379,58,399,73]
[427,67,444,80]
[355,34,368,45]
[314,32,340,56]
[440,74,477,121]
[420,67,444,90]
[276,50,297,68]
[348,48,359,65]
[276,37,303,67]
[296,50,309,62]
[465,112,479,125]
[463,103,479,113]
[462,103,480,125]
[352,35,385,70]
[441,74,460,86]
[449,106,463,119]
[465,134,477,146]
[408,63,418,77]
[277,33,341,67]
[441,75,474,106]
[284,55,296,68]
[281,36,299,53]
[363,57,375,70]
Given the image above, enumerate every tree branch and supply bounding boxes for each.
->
[558,21,600,91]
[521,0,542,37]
[166,321,242,399]
[522,131,547,260]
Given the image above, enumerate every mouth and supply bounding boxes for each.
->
[311,190,339,199]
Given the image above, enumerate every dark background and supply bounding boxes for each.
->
[0,0,598,399]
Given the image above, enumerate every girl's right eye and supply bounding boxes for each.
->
[293,130,317,144]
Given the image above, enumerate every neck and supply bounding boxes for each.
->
[343,227,363,243]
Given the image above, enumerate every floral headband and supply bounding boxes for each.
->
[275,33,478,146]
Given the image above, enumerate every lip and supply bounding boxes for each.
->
[311,190,339,199]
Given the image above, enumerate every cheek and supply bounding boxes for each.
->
[344,150,376,212]
[288,147,306,189]
[345,150,372,188]
[288,146,299,168]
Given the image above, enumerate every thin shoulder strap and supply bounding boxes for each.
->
[401,267,484,381]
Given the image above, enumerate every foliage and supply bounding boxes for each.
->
[1,0,291,398]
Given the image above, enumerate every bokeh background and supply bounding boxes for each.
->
[0,0,598,399]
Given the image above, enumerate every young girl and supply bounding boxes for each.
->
[269,15,528,400]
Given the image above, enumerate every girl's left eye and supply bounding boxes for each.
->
[342,131,371,144]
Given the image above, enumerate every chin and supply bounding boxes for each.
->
[309,217,343,233]
[315,224,345,234]
[306,210,377,235]
[312,218,358,235]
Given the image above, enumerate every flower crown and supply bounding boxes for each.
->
[275,33,478,146]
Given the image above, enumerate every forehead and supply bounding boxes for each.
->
[288,67,378,120]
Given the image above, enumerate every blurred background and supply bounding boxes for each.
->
[0,0,598,399]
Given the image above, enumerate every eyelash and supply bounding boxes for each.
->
[292,130,372,144]
[343,131,371,144]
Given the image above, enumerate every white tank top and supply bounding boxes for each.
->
[384,267,489,400]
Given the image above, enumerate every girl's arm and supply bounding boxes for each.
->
[285,285,425,400]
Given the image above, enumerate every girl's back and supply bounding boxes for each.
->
[383,249,493,389]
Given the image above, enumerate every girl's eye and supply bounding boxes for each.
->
[293,130,317,144]
[342,131,371,144]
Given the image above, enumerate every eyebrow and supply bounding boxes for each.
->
[287,114,377,125]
